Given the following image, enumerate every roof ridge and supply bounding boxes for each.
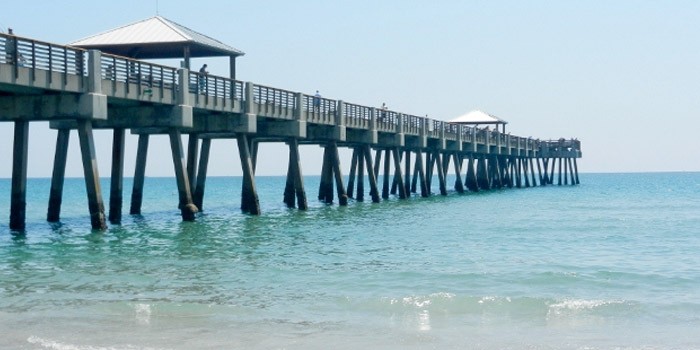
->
[70,16,156,45]
[154,16,191,42]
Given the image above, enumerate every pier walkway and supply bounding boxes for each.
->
[0,32,582,231]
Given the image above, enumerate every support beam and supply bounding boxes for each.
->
[130,134,149,215]
[108,128,126,224]
[465,154,479,192]
[362,145,380,203]
[476,156,490,190]
[193,138,211,211]
[529,158,538,187]
[186,135,199,192]
[373,148,382,180]
[284,149,296,208]
[452,154,465,193]
[319,145,334,203]
[416,151,428,197]
[573,158,580,185]
[290,139,308,210]
[523,157,531,188]
[382,149,391,199]
[47,129,70,223]
[10,121,29,231]
[356,147,365,202]
[435,152,447,196]
[169,129,198,221]
[392,148,407,199]
[404,150,411,195]
[411,152,420,194]
[536,158,545,186]
[237,135,260,214]
[77,120,107,230]
[346,148,358,199]
[330,143,348,206]
[558,157,563,186]
[426,152,435,192]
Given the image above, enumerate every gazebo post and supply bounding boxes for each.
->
[183,45,191,69]
[229,55,236,80]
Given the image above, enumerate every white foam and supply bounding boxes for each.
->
[27,336,168,350]
[133,303,152,325]
[547,298,625,318]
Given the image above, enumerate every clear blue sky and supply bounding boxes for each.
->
[1,1,699,177]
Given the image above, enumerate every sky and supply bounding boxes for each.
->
[1,0,699,178]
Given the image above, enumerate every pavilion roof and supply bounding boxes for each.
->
[449,110,508,125]
[70,16,244,59]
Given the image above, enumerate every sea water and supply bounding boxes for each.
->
[1,173,699,349]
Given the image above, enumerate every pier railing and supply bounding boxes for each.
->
[0,32,582,156]
[344,102,372,128]
[1,33,86,87]
[376,110,399,132]
[101,53,178,99]
[303,95,336,124]
[189,71,244,102]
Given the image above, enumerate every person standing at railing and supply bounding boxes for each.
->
[380,102,388,121]
[199,64,208,93]
[313,90,321,112]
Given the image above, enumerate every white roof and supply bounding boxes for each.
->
[70,16,244,58]
[449,110,507,124]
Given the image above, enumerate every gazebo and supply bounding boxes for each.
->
[449,110,508,133]
[70,16,244,79]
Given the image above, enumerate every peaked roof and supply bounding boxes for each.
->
[70,16,244,59]
[449,110,507,124]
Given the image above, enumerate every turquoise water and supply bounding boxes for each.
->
[1,173,700,349]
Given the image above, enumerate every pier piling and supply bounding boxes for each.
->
[168,129,197,221]
[77,120,107,230]
[130,134,149,215]
[108,128,125,224]
[10,121,29,231]
[47,129,70,223]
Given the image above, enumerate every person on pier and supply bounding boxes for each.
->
[198,64,208,93]
[313,90,321,112]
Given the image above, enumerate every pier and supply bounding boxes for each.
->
[0,24,581,231]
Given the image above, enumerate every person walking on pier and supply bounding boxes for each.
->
[198,64,208,93]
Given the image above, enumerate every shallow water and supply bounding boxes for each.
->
[1,173,700,349]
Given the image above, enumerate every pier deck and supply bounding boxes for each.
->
[1,32,582,231]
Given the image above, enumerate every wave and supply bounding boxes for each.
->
[27,336,168,350]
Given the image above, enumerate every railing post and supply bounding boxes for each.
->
[335,100,345,126]
[457,124,463,144]
[295,92,305,121]
[396,113,404,134]
[245,82,255,114]
[293,92,307,138]
[334,100,346,141]
[87,50,102,94]
[177,68,189,106]
[168,67,193,128]
[370,107,377,131]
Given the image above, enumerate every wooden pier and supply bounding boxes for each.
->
[0,31,581,231]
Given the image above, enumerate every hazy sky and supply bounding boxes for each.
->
[1,1,698,178]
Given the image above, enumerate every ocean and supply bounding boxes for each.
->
[1,172,699,349]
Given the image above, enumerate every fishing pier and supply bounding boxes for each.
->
[0,19,582,231]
